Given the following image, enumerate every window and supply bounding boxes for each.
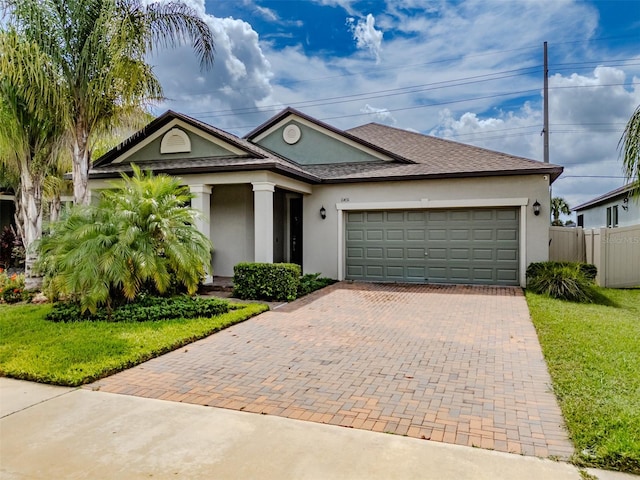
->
[577,214,583,227]
[606,206,619,228]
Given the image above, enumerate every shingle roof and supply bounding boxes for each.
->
[89,110,564,184]
[573,183,636,211]
[346,123,563,182]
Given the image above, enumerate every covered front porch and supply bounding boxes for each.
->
[177,171,312,278]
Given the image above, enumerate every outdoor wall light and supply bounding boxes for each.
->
[533,200,541,216]
[320,206,327,219]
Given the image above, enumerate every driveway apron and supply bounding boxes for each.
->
[89,282,573,458]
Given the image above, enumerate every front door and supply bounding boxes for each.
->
[289,197,303,267]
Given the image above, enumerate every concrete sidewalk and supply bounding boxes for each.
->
[0,379,634,480]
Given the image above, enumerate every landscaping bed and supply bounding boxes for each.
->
[0,301,268,387]
[526,287,640,474]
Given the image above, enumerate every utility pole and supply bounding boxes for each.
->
[543,41,549,163]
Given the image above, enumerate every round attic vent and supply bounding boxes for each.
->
[283,124,301,144]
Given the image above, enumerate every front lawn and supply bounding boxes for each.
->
[0,301,268,387]
[526,288,640,474]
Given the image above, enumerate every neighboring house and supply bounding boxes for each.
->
[573,184,640,229]
[88,108,563,287]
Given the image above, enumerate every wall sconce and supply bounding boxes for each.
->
[533,200,541,216]
[320,206,326,219]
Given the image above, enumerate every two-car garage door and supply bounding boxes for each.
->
[345,208,519,286]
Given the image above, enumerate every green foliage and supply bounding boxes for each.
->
[297,273,336,297]
[38,166,212,313]
[551,197,571,226]
[233,262,301,302]
[46,295,229,323]
[527,261,597,281]
[527,288,640,473]
[2,0,215,205]
[620,104,640,198]
[526,261,597,302]
[0,301,268,386]
[0,271,26,304]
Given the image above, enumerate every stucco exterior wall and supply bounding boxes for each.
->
[256,120,386,165]
[578,197,640,229]
[302,174,551,286]
[210,184,254,277]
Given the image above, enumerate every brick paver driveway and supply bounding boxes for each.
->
[89,282,573,458]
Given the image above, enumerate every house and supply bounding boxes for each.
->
[88,108,563,287]
[573,184,639,229]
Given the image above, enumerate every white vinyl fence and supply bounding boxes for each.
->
[549,225,640,288]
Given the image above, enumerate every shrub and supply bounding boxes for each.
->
[297,273,336,297]
[46,295,230,323]
[37,165,212,314]
[0,271,26,304]
[233,262,301,302]
[526,261,597,302]
[526,261,597,281]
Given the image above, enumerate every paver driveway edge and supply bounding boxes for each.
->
[89,282,574,459]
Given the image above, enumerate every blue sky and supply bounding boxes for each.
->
[151,0,640,213]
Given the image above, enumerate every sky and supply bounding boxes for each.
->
[148,0,640,217]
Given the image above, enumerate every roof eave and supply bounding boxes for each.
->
[320,167,563,184]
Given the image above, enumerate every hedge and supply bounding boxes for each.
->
[233,262,301,302]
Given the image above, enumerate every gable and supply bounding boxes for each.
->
[251,115,394,166]
[111,118,248,165]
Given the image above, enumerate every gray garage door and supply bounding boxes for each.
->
[345,208,519,285]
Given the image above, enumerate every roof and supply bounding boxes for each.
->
[244,107,412,164]
[573,183,636,211]
[346,123,563,182]
[90,109,564,184]
[89,110,319,182]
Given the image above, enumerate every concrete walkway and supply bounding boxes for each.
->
[90,282,572,458]
[1,378,634,480]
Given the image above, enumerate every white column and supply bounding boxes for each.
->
[190,184,213,283]
[252,181,275,263]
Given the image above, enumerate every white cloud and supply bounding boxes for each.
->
[347,14,384,63]
[360,104,397,124]
[149,4,275,133]
[430,67,640,210]
[146,0,640,211]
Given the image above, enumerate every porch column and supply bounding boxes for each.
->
[252,181,275,263]
[189,184,212,283]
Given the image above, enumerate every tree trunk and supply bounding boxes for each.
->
[72,121,91,205]
[19,165,44,290]
[49,194,62,223]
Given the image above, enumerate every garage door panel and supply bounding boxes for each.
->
[473,249,493,260]
[407,229,425,240]
[497,249,517,261]
[428,229,447,240]
[497,229,517,241]
[474,229,494,241]
[346,208,519,285]
[386,248,404,259]
[451,229,471,240]
[386,229,404,241]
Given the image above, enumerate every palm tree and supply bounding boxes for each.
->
[39,165,212,313]
[0,31,65,286]
[620,104,640,196]
[551,197,571,226]
[1,0,214,205]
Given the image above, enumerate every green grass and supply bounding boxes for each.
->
[526,288,640,474]
[0,301,268,387]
